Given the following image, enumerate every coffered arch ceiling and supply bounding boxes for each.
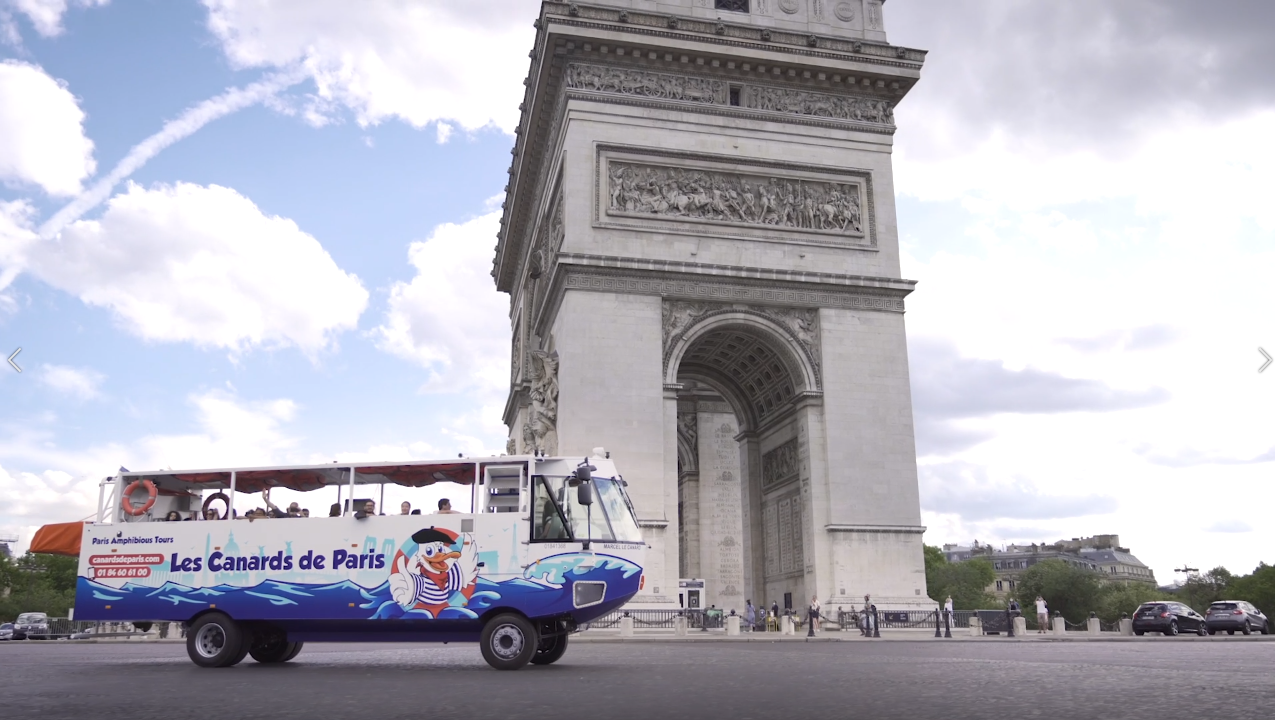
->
[676,326,803,431]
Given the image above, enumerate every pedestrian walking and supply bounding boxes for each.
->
[745,600,756,632]
[1035,596,1049,633]
[944,595,954,619]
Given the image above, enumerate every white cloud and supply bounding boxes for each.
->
[5,0,108,38]
[0,60,95,196]
[0,199,39,308]
[373,210,510,397]
[39,67,306,237]
[37,364,104,399]
[201,0,537,132]
[28,181,369,354]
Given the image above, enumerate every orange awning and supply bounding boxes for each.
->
[29,521,86,557]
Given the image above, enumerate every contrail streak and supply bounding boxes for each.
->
[39,67,308,238]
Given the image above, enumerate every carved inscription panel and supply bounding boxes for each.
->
[763,488,804,580]
[762,438,799,491]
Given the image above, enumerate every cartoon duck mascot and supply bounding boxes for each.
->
[389,527,479,617]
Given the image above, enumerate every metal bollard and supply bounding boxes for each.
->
[935,606,942,638]
[944,609,952,638]
[872,607,881,638]
[1007,609,1015,638]
[808,609,816,638]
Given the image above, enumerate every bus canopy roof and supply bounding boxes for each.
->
[118,457,531,495]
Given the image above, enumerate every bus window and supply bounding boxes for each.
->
[539,475,615,542]
[532,477,571,541]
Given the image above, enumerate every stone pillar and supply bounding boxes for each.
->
[1012,616,1027,637]
[620,615,634,637]
[696,407,744,610]
[674,616,688,636]
[1087,617,1101,635]
[738,432,764,611]
[726,615,740,636]
[969,616,981,637]
[782,615,795,636]
[1119,618,1133,636]
[1052,616,1066,636]
[678,471,700,579]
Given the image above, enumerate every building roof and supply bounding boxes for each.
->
[1079,548,1149,568]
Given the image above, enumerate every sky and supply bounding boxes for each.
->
[0,1,1272,586]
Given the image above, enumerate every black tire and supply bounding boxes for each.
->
[1164,620,1178,637]
[530,633,568,666]
[1227,630,1235,636]
[480,613,538,671]
[1134,630,1144,636]
[1242,622,1251,636]
[249,634,302,664]
[1261,622,1270,636]
[1196,623,1208,637]
[1208,628,1216,635]
[186,613,246,668]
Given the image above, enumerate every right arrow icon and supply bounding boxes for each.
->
[1261,347,1273,374]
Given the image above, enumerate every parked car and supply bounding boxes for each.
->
[1132,601,1208,636]
[12,612,50,640]
[1205,601,1269,635]
[0,622,13,641]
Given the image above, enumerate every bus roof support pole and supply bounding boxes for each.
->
[97,478,107,523]
[379,482,384,512]
[474,463,481,513]
[229,471,236,519]
[347,467,356,516]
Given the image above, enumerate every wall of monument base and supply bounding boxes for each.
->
[825,529,932,608]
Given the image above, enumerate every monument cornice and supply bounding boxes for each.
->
[532,258,912,342]
[545,2,927,68]
[825,524,927,535]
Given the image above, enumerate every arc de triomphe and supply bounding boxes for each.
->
[495,0,930,611]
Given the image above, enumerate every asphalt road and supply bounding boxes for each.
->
[2,638,1273,720]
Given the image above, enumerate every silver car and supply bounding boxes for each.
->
[0,622,13,641]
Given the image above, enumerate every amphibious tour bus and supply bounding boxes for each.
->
[43,452,645,670]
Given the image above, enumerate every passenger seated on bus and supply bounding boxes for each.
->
[436,499,458,515]
[164,511,182,521]
[329,503,341,517]
[301,508,310,518]
[356,500,381,519]
[400,501,411,515]
[262,490,299,519]
[203,508,220,521]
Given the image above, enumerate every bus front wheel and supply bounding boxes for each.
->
[187,612,246,668]
[480,613,538,671]
[530,633,568,666]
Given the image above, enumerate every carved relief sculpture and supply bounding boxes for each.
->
[762,438,800,490]
[662,301,713,347]
[834,2,855,21]
[565,63,727,105]
[522,350,560,455]
[609,162,863,235]
[760,306,821,365]
[742,86,894,125]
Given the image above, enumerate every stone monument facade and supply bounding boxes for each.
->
[495,0,931,610]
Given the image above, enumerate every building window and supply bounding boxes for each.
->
[715,0,750,12]
[1008,580,1016,590]
[729,86,741,106]
[995,580,1003,591]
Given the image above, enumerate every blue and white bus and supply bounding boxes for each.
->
[72,453,645,670]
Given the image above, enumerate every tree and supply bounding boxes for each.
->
[1095,583,1165,624]
[1013,559,1103,624]
[924,545,997,610]
[0,552,79,621]
[1225,563,1275,616]
[1176,567,1232,612]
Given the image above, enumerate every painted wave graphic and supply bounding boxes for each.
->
[76,553,640,624]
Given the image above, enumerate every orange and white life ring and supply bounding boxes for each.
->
[121,480,158,516]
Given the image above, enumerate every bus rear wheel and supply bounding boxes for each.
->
[187,613,246,668]
[249,636,304,664]
[480,613,538,671]
[530,633,568,666]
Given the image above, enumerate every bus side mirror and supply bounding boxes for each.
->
[574,462,594,482]
[577,481,593,506]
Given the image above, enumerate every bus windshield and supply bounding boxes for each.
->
[533,475,642,543]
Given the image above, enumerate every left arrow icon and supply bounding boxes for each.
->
[7,348,20,373]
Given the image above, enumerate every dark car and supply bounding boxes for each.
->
[12,612,50,640]
[1132,601,1207,636]
[1205,601,1269,636]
